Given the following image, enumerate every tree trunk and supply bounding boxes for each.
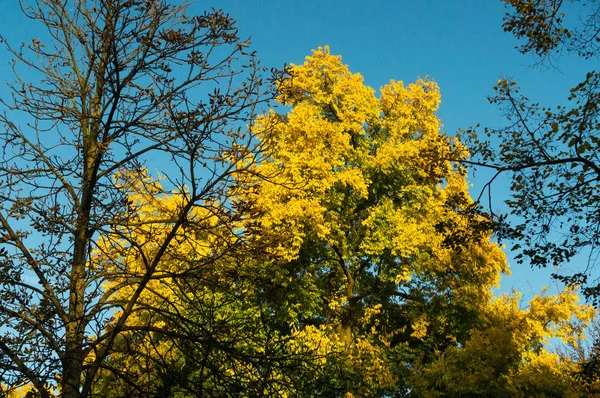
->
[62,135,102,397]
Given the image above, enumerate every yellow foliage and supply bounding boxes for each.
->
[0,383,58,398]
[414,286,596,396]
[234,46,522,396]
[489,287,594,348]
[90,47,600,396]
[239,46,502,290]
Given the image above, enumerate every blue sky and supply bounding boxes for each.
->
[0,1,595,298]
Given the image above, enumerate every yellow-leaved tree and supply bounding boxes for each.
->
[234,46,596,396]
[91,172,321,397]
[93,47,598,397]
[413,287,595,396]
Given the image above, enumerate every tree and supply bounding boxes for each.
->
[464,0,600,300]
[413,287,594,396]
[90,46,599,397]
[227,47,597,396]
[91,176,319,397]
[0,1,270,397]
[502,0,599,60]
[236,46,507,395]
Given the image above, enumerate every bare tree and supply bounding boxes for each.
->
[0,1,270,396]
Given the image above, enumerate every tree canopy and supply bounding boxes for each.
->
[0,1,599,397]
[91,47,597,396]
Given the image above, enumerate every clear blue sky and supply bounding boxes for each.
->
[0,1,594,298]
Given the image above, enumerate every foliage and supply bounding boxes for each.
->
[95,47,600,397]
[236,46,504,396]
[464,0,600,300]
[1,1,598,392]
[414,287,594,396]
[91,176,320,397]
[502,0,600,59]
